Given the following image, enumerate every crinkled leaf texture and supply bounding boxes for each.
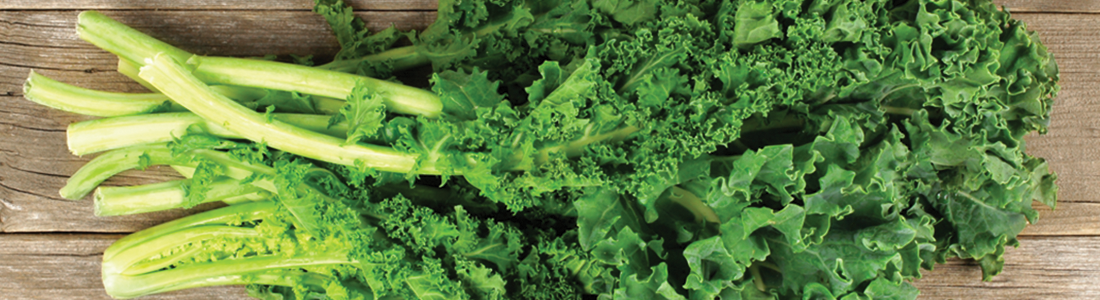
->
[117,0,1060,299]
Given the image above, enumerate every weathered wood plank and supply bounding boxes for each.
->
[0,234,249,299]
[0,0,435,11]
[0,10,434,64]
[1013,13,1100,75]
[0,233,118,255]
[998,0,1100,13]
[915,236,1100,299]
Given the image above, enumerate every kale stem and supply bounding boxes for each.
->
[104,201,278,261]
[28,69,347,118]
[80,11,440,118]
[104,253,354,299]
[94,178,270,216]
[140,54,440,174]
[750,263,767,292]
[23,71,181,117]
[67,112,348,155]
[61,143,278,200]
[188,55,443,118]
[60,144,176,200]
[117,58,160,92]
[107,225,261,276]
[877,83,920,102]
[668,186,720,223]
[77,11,192,68]
[122,246,202,276]
[318,45,429,73]
[881,105,919,116]
[755,260,780,271]
[531,125,640,167]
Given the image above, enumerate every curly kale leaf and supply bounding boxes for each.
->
[334,82,387,145]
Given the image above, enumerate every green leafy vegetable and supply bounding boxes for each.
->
[22,0,1061,299]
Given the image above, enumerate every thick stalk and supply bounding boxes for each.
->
[94,178,270,216]
[140,54,441,174]
[67,127,355,234]
[117,58,160,92]
[60,144,175,200]
[67,112,348,155]
[667,186,720,224]
[318,45,429,73]
[105,201,278,260]
[62,144,277,200]
[171,165,197,178]
[189,55,443,118]
[80,11,437,117]
[534,125,640,166]
[28,69,345,118]
[122,246,201,276]
[120,59,347,115]
[77,11,192,67]
[23,71,182,116]
[106,225,261,276]
[103,253,354,299]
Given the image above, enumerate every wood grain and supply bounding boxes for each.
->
[915,236,1100,299]
[998,0,1100,13]
[0,0,435,11]
[0,10,434,64]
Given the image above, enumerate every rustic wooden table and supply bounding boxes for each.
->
[0,0,1097,299]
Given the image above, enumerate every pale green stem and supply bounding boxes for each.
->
[67,112,348,155]
[140,53,441,174]
[61,143,277,200]
[122,246,201,276]
[80,11,439,117]
[318,45,429,73]
[60,144,175,200]
[94,178,270,216]
[107,225,261,276]
[104,201,277,261]
[23,70,181,117]
[750,263,767,292]
[117,58,160,92]
[26,69,346,119]
[189,55,443,118]
[668,186,720,224]
[77,11,192,68]
[104,252,353,299]
[881,105,919,116]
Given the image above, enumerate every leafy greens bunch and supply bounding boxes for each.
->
[20,0,1059,299]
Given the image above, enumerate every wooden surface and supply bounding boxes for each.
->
[0,1,1098,299]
